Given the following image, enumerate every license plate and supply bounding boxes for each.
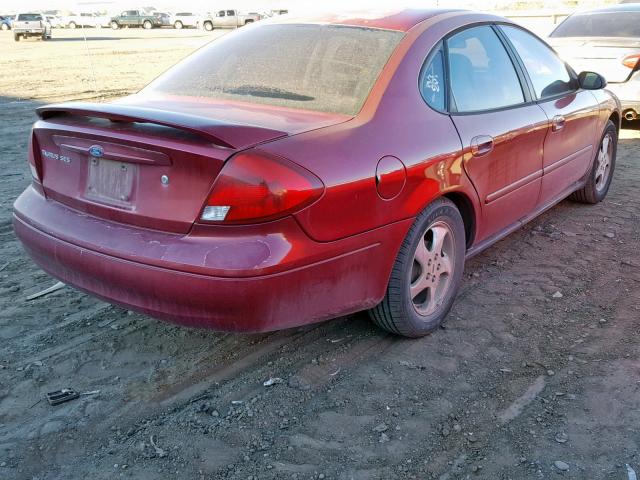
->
[85,157,137,208]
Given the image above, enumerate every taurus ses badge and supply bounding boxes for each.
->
[89,145,104,158]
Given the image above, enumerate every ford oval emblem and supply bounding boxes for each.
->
[89,145,104,158]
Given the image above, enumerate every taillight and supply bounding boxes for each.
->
[200,151,324,224]
[622,53,640,69]
[28,129,41,183]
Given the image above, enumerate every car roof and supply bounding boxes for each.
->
[573,3,640,14]
[269,8,462,32]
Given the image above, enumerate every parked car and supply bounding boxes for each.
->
[13,13,51,41]
[63,12,107,29]
[170,12,198,29]
[153,12,171,27]
[0,15,13,30]
[45,15,64,28]
[13,9,619,336]
[198,10,261,31]
[548,3,640,121]
[109,10,161,29]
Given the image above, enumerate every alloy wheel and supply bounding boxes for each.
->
[409,221,455,316]
[595,132,612,193]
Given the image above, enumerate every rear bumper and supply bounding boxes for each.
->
[606,81,640,114]
[13,186,409,332]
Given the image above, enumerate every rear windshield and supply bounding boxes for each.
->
[143,24,404,116]
[550,12,640,38]
[17,14,42,21]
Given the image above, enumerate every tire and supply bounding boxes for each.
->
[110,21,119,30]
[203,21,213,31]
[570,120,617,204]
[1,23,9,31]
[41,33,47,40]
[174,21,183,29]
[14,33,20,41]
[369,197,466,337]
[68,21,76,29]
[143,20,152,30]
[244,20,254,25]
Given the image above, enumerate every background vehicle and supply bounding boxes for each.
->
[63,13,107,29]
[153,12,171,27]
[13,13,51,41]
[548,3,640,121]
[198,10,261,31]
[13,10,619,337]
[0,15,13,30]
[44,15,64,28]
[110,10,161,29]
[170,12,198,29]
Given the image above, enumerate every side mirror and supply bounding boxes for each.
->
[578,71,607,90]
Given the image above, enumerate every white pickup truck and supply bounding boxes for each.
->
[13,13,52,41]
[198,9,262,31]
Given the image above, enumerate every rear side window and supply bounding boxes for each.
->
[501,25,576,100]
[419,43,446,111]
[18,14,42,21]
[551,12,640,38]
[446,26,524,112]
[144,24,404,116]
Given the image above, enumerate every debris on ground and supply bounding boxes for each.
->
[149,435,167,458]
[263,377,283,387]
[26,281,65,301]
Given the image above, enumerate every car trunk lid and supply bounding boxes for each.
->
[32,101,294,234]
[548,37,640,83]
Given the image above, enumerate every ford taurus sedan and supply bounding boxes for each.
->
[13,9,620,337]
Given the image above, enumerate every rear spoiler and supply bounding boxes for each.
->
[36,102,288,150]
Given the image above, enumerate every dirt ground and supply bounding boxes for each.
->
[1,26,640,480]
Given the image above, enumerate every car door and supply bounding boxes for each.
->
[445,25,548,242]
[499,25,600,205]
[125,11,138,27]
[226,10,237,27]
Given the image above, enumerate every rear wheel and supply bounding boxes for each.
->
[174,21,183,29]
[110,21,119,30]
[143,20,153,30]
[571,120,617,204]
[369,198,466,337]
[68,21,76,29]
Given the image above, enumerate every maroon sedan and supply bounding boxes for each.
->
[13,9,620,337]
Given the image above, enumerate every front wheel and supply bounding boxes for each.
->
[110,21,119,30]
[68,21,76,29]
[174,21,183,29]
[14,33,20,41]
[1,23,9,31]
[143,20,152,29]
[203,21,213,31]
[570,119,617,204]
[369,197,466,337]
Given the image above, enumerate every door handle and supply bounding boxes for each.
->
[470,135,494,157]
[552,115,566,132]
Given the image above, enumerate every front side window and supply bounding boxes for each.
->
[144,24,404,116]
[227,10,236,16]
[419,43,446,111]
[446,26,524,112]
[217,11,225,17]
[501,25,576,100]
